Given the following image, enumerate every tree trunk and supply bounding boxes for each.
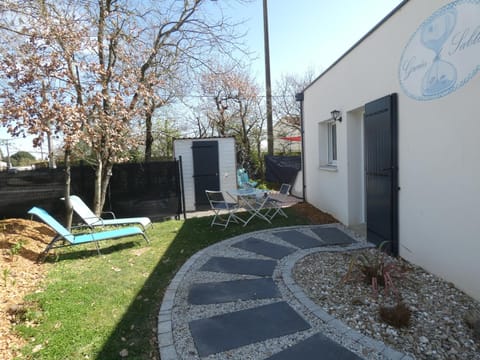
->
[92,157,103,215]
[92,158,113,216]
[256,140,264,179]
[63,149,73,230]
[100,163,113,213]
[145,110,153,162]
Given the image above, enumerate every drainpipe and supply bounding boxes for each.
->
[295,92,305,200]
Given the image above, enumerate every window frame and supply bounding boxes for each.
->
[327,120,337,166]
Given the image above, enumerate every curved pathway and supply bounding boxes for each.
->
[158,224,414,360]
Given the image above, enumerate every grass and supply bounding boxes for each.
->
[16,209,310,359]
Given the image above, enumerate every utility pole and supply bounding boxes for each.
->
[263,0,274,156]
[0,139,13,168]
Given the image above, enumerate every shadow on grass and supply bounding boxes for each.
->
[43,241,139,262]
[95,209,309,359]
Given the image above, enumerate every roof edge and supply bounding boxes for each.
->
[303,0,410,93]
[173,136,235,141]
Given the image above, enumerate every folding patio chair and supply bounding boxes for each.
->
[28,207,149,261]
[265,183,291,220]
[238,191,273,226]
[205,190,246,229]
[64,195,152,231]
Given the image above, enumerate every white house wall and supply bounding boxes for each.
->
[173,138,237,211]
[303,0,480,300]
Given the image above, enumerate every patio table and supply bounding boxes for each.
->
[227,188,271,226]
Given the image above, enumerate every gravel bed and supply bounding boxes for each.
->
[293,249,480,360]
[169,225,401,360]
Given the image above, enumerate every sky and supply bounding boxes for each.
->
[0,0,404,159]
[221,0,405,86]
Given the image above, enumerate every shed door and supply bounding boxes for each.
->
[364,94,398,255]
[192,140,219,208]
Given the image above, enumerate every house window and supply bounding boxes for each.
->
[318,119,338,169]
[328,121,337,165]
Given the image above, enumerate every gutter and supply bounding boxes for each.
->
[295,92,305,200]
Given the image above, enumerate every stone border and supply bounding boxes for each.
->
[158,224,414,360]
[280,245,415,360]
[158,246,206,360]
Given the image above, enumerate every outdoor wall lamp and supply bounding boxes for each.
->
[331,110,342,122]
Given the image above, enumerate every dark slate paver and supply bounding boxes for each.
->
[189,301,311,357]
[274,230,323,249]
[266,333,362,360]
[311,227,355,246]
[188,278,280,305]
[199,256,277,276]
[232,237,296,259]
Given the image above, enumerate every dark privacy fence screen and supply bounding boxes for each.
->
[0,161,183,222]
[264,155,301,185]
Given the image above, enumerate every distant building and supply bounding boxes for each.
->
[273,116,301,154]
[0,161,7,171]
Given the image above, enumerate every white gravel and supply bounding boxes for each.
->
[293,248,480,360]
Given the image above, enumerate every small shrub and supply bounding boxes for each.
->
[7,304,28,323]
[10,239,27,260]
[2,268,10,287]
[342,241,399,299]
[357,241,390,284]
[379,302,411,328]
[7,302,43,325]
[464,310,480,340]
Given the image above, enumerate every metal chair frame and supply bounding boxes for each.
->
[264,183,291,220]
[205,190,246,229]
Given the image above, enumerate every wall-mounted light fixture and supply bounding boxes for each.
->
[331,110,342,122]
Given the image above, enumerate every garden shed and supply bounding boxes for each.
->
[174,137,237,211]
[301,0,480,300]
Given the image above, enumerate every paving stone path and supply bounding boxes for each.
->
[158,225,414,360]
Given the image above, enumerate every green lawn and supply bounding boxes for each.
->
[16,209,310,359]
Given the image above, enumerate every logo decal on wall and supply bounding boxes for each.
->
[399,0,480,100]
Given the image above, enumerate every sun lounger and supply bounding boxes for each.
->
[64,195,152,231]
[28,206,149,261]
